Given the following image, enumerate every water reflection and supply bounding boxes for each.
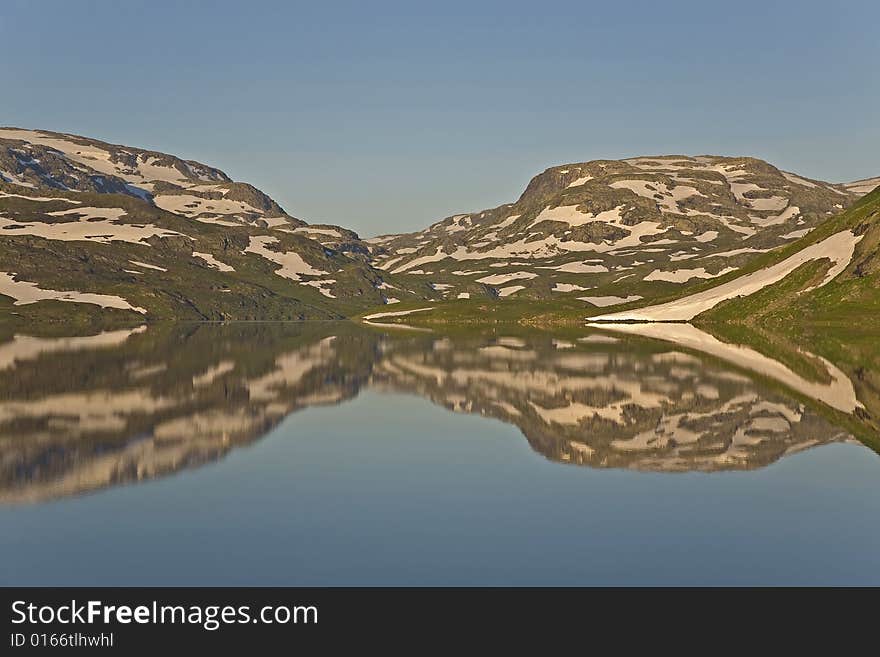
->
[0,321,874,503]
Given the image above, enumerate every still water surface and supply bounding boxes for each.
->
[1,322,878,585]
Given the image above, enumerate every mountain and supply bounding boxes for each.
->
[371,156,874,308]
[2,128,876,322]
[0,128,427,321]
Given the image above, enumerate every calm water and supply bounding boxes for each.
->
[1,322,878,585]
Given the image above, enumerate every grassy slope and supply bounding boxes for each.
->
[0,185,426,321]
[699,187,880,322]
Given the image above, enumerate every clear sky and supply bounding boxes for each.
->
[2,0,877,236]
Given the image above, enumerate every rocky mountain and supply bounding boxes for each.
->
[371,156,875,308]
[0,128,426,320]
[0,323,865,503]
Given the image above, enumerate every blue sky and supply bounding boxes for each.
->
[2,0,877,236]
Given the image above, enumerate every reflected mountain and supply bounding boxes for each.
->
[1,321,875,503]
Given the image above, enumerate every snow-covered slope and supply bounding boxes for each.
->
[591,229,862,321]
[592,185,880,323]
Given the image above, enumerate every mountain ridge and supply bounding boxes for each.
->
[1,126,877,322]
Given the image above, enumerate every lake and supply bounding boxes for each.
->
[1,321,878,585]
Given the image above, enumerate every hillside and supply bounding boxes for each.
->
[713,186,880,322]
[369,155,872,308]
[591,186,880,322]
[0,128,428,320]
[2,129,876,323]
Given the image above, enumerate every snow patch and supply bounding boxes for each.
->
[0,212,182,246]
[363,307,434,320]
[644,266,737,283]
[553,283,592,292]
[129,260,167,272]
[609,179,704,214]
[498,285,525,297]
[300,279,337,298]
[243,236,326,281]
[476,271,537,285]
[567,175,594,187]
[532,204,624,228]
[192,251,235,272]
[0,272,146,313]
[552,260,610,274]
[578,295,643,307]
[0,192,81,203]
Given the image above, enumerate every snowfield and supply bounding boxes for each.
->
[0,272,146,313]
